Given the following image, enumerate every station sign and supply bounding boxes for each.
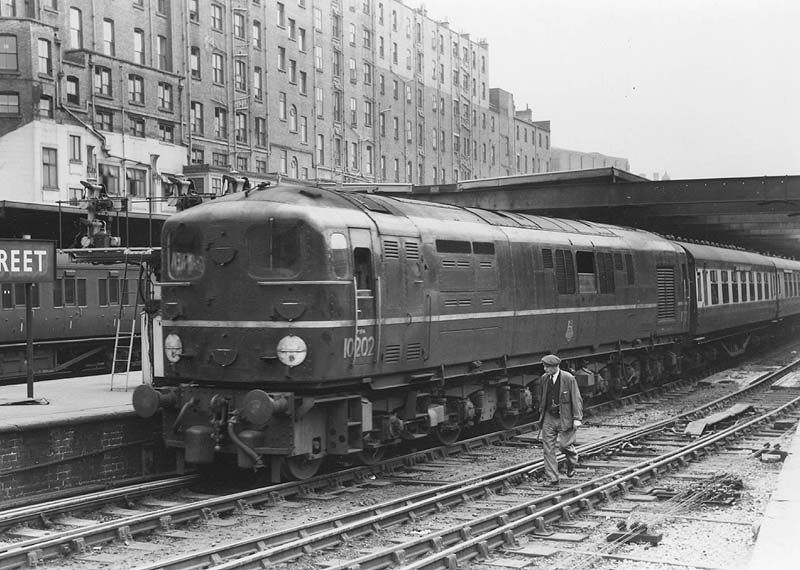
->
[0,239,56,283]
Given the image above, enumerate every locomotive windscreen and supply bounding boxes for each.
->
[246,219,308,279]
[167,223,205,280]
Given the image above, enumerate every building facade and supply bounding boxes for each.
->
[550,147,630,172]
[0,0,554,215]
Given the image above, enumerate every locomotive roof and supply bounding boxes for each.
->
[168,182,624,236]
[166,182,680,249]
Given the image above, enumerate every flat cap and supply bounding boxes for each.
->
[541,354,561,366]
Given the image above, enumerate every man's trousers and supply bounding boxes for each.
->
[541,412,578,482]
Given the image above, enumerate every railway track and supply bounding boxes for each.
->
[0,367,720,558]
[1,356,792,570]
[328,396,800,570]
[120,363,798,570]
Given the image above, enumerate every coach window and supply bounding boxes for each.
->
[709,270,719,305]
[13,283,39,308]
[2,282,40,308]
[53,279,62,307]
[765,273,771,299]
[740,271,748,302]
[696,271,704,306]
[99,278,108,306]
[64,276,76,306]
[109,276,120,304]
[744,271,756,301]
[721,271,730,304]
[731,271,739,303]
[1,283,11,308]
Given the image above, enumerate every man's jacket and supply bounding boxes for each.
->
[538,370,583,431]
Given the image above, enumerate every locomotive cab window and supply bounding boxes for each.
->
[167,223,205,280]
[353,247,373,292]
[246,219,307,279]
[330,232,349,279]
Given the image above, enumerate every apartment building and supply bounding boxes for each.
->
[0,0,552,214]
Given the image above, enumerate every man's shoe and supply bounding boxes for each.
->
[544,479,559,487]
[566,464,576,478]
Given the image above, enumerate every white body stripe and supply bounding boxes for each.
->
[162,303,661,329]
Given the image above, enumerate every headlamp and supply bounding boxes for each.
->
[276,335,307,367]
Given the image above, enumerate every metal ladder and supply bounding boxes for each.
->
[110,260,139,391]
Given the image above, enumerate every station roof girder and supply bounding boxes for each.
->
[394,171,800,259]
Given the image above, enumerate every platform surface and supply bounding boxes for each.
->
[747,424,800,569]
[0,372,139,430]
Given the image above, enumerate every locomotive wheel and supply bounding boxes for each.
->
[493,410,518,430]
[281,456,323,480]
[355,446,386,466]
[431,426,461,446]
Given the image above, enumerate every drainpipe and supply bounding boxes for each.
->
[184,0,192,165]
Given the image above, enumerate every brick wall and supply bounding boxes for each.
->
[0,413,171,503]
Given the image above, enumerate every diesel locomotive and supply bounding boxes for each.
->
[132,181,800,480]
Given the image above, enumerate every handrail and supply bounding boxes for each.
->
[352,276,359,367]
[256,280,351,286]
[154,281,192,287]
[374,276,382,364]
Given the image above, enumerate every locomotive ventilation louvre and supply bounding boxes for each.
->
[384,344,401,364]
[383,240,400,259]
[405,241,420,259]
[657,266,677,320]
[406,342,422,361]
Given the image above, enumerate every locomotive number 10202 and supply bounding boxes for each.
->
[343,334,376,359]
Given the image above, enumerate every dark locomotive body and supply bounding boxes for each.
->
[135,182,800,479]
[0,253,138,383]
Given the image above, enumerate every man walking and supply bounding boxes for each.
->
[537,354,583,485]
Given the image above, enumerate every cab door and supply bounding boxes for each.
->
[347,228,378,366]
